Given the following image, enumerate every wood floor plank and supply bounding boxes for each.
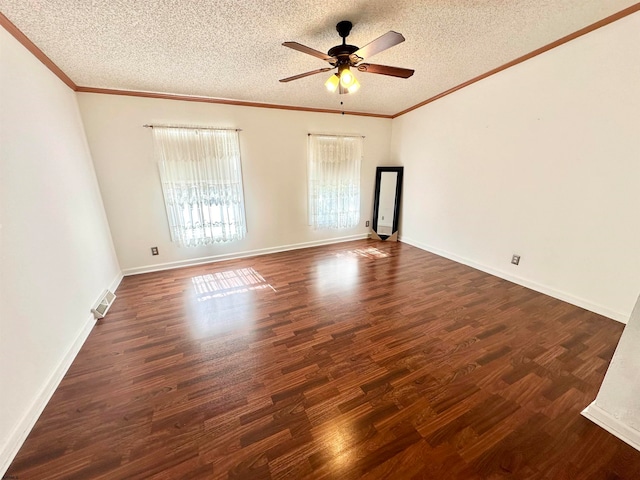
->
[6,239,639,479]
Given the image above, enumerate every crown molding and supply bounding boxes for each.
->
[393,3,640,118]
[0,11,77,90]
[74,86,393,118]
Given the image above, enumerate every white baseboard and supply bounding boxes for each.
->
[399,236,629,324]
[582,402,640,451]
[108,271,124,293]
[0,270,123,477]
[0,314,96,476]
[122,234,369,276]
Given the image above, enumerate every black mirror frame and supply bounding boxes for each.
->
[372,166,404,241]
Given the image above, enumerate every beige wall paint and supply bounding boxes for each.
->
[391,12,640,322]
[0,27,120,473]
[77,94,392,272]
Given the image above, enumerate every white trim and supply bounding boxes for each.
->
[0,271,123,477]
[122,234,369,276]
[0,314,96,476]
[399,236,629,324]
[582,402,640,452]
[108,271,124,293]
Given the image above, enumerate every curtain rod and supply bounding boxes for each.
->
[308,133,365,138]
[143,124,242,131]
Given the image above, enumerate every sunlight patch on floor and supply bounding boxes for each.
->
[337,246,390,259]
[191,267,276,301]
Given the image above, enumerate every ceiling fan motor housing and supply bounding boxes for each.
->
[328,43,358,60]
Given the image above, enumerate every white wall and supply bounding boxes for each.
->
[77,94,392,273]
[390,12,640,322]
[0,27,121,473]
[598,293,640,428]
[584,292,640,450]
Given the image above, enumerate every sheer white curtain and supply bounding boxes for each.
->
[153,127,246,247]
[308,134,362,229]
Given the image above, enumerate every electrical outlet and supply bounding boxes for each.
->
[511,254,520,265]
[151,247,159,256]
[365,220,370,227]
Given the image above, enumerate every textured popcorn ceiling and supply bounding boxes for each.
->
[0,1,636,116]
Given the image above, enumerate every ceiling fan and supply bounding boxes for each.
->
[280,21,414,94]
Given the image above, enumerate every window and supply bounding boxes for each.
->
[153,127,246,247]
[308,134,362,229]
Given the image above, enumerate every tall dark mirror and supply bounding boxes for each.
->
[372,166,403,241]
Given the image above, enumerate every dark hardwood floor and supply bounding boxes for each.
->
[7,240,640,479]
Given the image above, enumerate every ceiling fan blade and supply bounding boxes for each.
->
[282,42,336,63]
[279,67,333,83]
[356,63,414,78]
[351,31,405,62]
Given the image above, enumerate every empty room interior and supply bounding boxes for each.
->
[2,1,640,478]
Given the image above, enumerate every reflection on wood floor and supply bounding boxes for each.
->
[7,240,640,479]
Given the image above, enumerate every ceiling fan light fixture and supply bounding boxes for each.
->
[339,66,356,88]
[325,74,340,92]
[347,77,360,94]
